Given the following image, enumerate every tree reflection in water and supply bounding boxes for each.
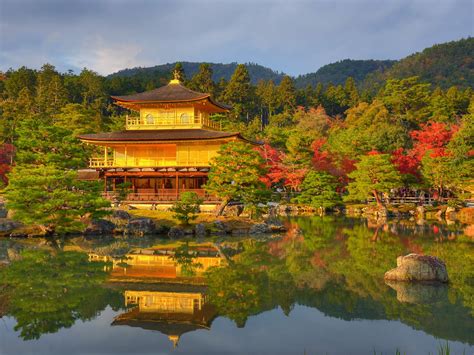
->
[0,217,472,346]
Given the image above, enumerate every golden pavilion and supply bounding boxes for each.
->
[79,72,253,205]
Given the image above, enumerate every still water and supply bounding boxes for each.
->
[0,217,473,355]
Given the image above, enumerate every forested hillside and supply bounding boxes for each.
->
[294,59,396,88]
[365,38,474,90]
[109,62,286,85]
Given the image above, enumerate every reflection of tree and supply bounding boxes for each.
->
[206,240,295,326]
[0,250,122,340]
[171,242,203,277]
[206,219,474,344]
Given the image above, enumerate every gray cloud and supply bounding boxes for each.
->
[0,0,472,75]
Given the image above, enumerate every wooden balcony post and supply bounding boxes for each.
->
[175,175,179,199]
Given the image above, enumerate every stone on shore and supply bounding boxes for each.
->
[84,219,115,236]
[125,218,156,236]
[384,254,448,282]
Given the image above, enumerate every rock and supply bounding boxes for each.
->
[84,219,115,236]
[213,220,229,235]
[385,280,448,304]
[0,219,22,236]
[384,254,448,282]
[112,210,131,220]
[249,223,270,235]
[125,218,156,236]
[223,204,244,217]
[168,226,185,239]
[195,223,206,237]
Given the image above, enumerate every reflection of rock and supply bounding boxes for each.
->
[0,219,23,236]
[385,280,448,304]
[168,226,185,239]
[249,223,270,235]
[194,223,206,237]
[384,254,448,282]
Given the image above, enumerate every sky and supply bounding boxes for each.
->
[0,0,473,76]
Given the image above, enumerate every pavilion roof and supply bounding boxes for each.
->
[78,129,258,145]
[111,82,231,111]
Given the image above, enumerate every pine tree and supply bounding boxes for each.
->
[205,141,269,216]
[346,152,402,206]
[294,171,341,211]
[224,64,253,121]
[190,63,215,95]
[277,75,296,113]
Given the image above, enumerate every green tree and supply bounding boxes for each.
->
[293,171,341,211]
[205,141,269,216]
[224,64,253,121]
[346,153,402,206]
[277,75,296,113]
[170,191,203,225]
[381,76,431,125]
[35,64,67,114]
[189,63,215,95]
[4,165,110,235]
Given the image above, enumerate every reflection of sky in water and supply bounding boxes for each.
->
[1,306,472,355]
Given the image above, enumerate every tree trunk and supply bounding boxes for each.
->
[215,198,230,217]
[373,190,383,207]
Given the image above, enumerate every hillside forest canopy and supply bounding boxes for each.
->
[0,38,473,230]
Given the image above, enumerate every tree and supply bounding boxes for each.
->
[293,171,342,211]
[189,63,215,95]
[346,152,402,206]
[277,75,296,113]
[205,141,269,216]
[170,191,203,225]
[381,76,431,125]
[4,165,110,235]
[224,64,253,121]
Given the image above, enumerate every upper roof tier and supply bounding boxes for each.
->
[112,80,231,113]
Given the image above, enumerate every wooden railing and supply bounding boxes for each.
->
[89,157,114,168]
[102,189,219,203]
[126,114,221,130]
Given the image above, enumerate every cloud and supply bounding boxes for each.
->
[0,0,472,75]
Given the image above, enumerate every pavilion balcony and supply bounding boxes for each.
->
[102,189,219,204]
[125,114,221,131]
[89,157,114,168]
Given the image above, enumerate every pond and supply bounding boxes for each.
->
[0,217,473,355]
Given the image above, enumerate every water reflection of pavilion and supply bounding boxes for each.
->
[89,245,223,284]
[112,287,217,348]
[92,245,223,347]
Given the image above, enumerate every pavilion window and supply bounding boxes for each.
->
[145,114,154,125]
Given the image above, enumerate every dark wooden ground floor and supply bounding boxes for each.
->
[102,173,218,203]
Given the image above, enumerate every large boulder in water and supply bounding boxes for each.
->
[384,254,448,282]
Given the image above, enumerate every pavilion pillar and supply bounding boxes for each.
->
[175,174,179,199]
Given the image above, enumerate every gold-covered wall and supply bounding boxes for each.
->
[110,142,222,167]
